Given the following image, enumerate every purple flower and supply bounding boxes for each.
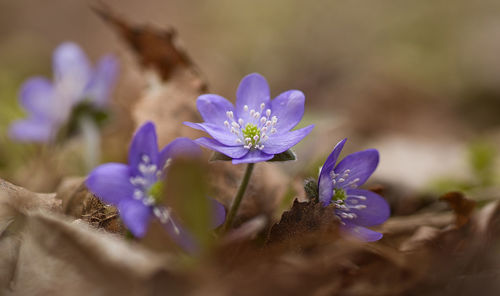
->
[86,122,225,252]
[184,73,314,164]
[318,139,390,242]
[9,42,118,142]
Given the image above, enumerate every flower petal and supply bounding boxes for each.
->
[53,42,92,103]
[340,223,383,242]
[195,137,249,159]
[85,54,118,107]
[232,149,274,164]
[318,138,347,205]
[334,149,379,189]
[8,119,55,143]
[118,199,153,238]
[270,90,305,132]
[209,197,226,228]
[128,122,159,175]
[344,189,390,227]
[184,122,238,146]
[261,125,314,155]
[235,73,270,115]
[196,94,235,125]
[159,137,202,168]
[86,163,134,206]
[163,217,198,253]
[19,77,55,119]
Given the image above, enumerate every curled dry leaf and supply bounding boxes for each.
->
[440,191,476,227]
[267,199,339,247]
[57,177,124,234]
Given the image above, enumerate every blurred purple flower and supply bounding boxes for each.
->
[318,139,390,242]
[184,73,314,164]
[86,122,226,252]
[9,42,118,142]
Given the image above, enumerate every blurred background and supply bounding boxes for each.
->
[1,0,500,199]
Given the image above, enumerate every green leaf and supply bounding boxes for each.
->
[303,178,319,202]
[267,149,296,162]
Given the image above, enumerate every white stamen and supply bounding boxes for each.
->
[250,109,255,117]
[260,103,265,110]
[238,118,244,126]
[226,111,234,119]
[266,109,271,117]
[224,120,230,128]
[260,117,267,124]
[244,105,249,112]
[232,121,240,128]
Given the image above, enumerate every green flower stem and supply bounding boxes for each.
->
[79,115,100,172]
[223,162,255,233]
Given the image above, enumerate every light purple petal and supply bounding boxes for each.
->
[86,163,134,206]
[19,77,55,119]
[8,119,55,142]
[159,137,202,168]
[318,138,347,205]
[196,94,235,125]
[340,223,383,242]
[235,73,270,116]
[53,42,92,103]
[163,217,198,253]
[261,125,314,155]
[128,122,159,175]
[85,54,118,107]
[232,149,274,164]
[270,90,305,132]
[344,189,390,227]
[195,137,249,159]
[184,122,238,146]
[209,197,226,228]
[118,199,153,238]
[334,149,379,189]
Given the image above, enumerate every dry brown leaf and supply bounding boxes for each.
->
[440,191,476,227]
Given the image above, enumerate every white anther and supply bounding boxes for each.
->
[266,109,271,117]
[231,127,238,134]
[226,111,234,119]
[245,137,252,142]
[265,121,272,127]
[238,118,244,126]
[244,145,251,149]
[271,116,278,123]
[138,164,148,174]
[263,135,269,141]
[236,139,243,144]
[259,145,265,150]
[244,105,249,112]
[261,126,268,133]
[250,109,255,116]
[270,128,277,134]
[260,117,267,124]
[133,190,143,200]
[254,112,260,119]
[253,135,259,141]
[332,179,336,185]
[338,178,345,183]
[260,103,265,110]
[231,121,240,128]
[349,194,367,200]
[224,120,230,128]
[142,155,150,163]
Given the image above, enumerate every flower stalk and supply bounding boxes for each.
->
[223,162,255,232]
